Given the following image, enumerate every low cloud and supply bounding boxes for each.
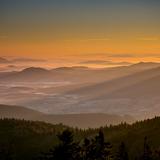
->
[76,53,160,59]
[0,35,8,39]
[0,57,47,64]
[80,60,132,66]
[0,57,10,64]
[81,38,110,41]
[107,54,135,58]
[137,37,159,41]
[12,58,46,63]
[65,38,110,42]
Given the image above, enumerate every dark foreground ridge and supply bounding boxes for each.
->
[0,117,160,160]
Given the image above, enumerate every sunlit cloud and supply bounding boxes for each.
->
[65,38,111,42]
[0,57,47,64]
[79,60,132,66]
[137,37,159,41]
[0,35,8,39]
[12,58,47,63]
[76,53,160,58]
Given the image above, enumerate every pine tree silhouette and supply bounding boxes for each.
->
[142,137,153,160]
[39,129,80,160]
[90,130,112,160]
[114,142,129,160]
[0,146,14,160]
[81,138,91,160]
[153,148,160,160]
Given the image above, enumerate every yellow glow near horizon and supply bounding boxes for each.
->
[1,36,160,62]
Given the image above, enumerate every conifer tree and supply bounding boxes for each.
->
[0,146,14,160]
[153,148,160,160]
[39,129,80,160]
[90,130,112,160]
[114,142,129,160]
[142,137,153,160]
[80,138,91,160]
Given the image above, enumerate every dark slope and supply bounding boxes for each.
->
[0,104,44,119]
[0,117,160,160]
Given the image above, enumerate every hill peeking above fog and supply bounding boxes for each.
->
[0,62,160,83]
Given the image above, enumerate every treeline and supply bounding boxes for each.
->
[0,117,160,160]
[39,129,160,160]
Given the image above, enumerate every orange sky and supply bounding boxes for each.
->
[1,0,160,64]
[1,36,160,62]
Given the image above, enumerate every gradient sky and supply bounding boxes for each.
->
[1,0,160,63]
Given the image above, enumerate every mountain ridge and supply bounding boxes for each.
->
[0,104,135,128]
[0,62,160,83]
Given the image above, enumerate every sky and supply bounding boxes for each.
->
[0,0,160,65]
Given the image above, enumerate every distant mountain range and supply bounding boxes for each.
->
[0,62,160,83]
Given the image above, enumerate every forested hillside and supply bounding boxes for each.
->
[0,117,160,160]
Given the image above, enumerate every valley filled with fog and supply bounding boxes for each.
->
[0,62,160,123]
